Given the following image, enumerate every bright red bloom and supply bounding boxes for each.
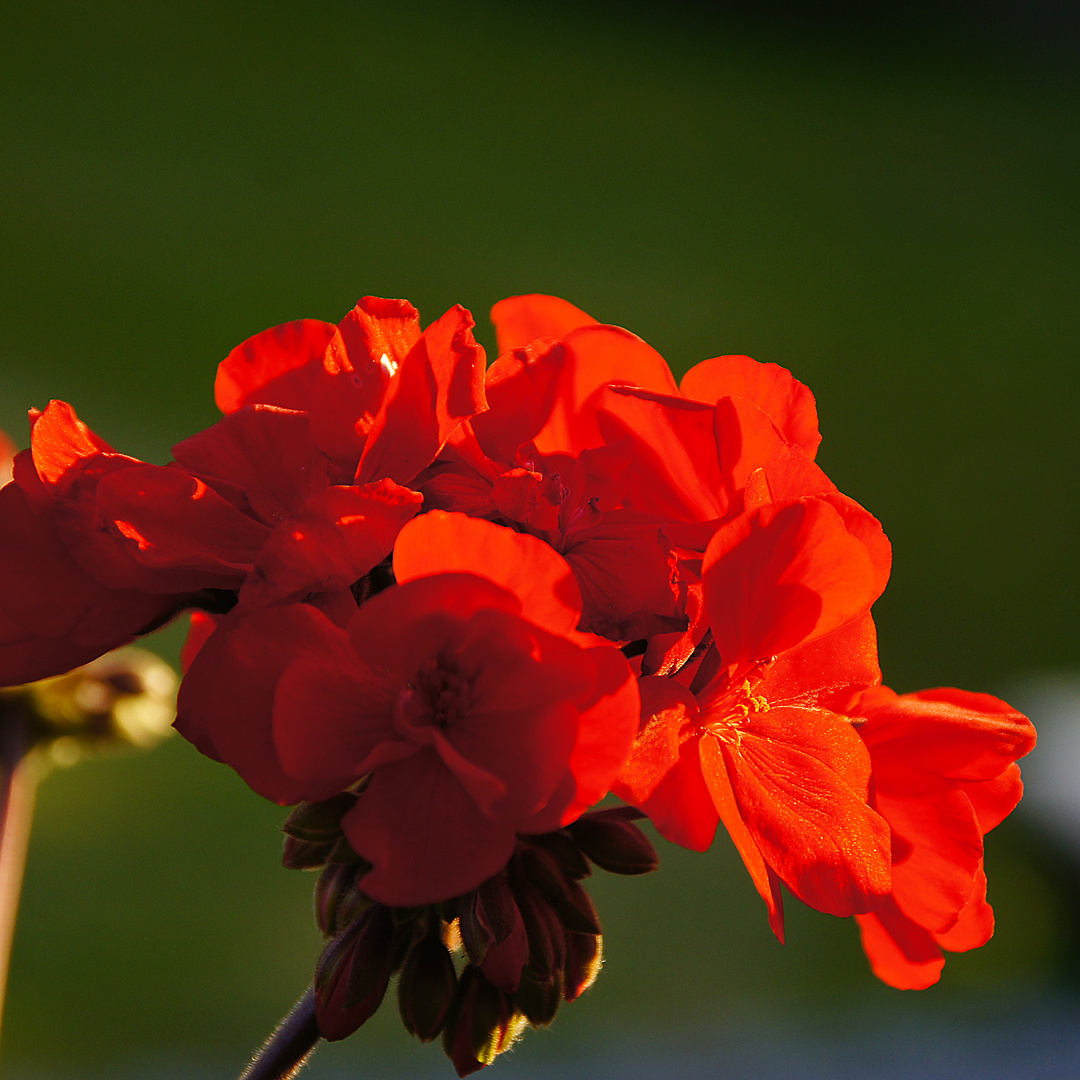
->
[851,686,1036,988]
[216,296,488,486]
[615,494,893,936]
[175,512,640,904]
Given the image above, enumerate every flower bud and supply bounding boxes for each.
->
[563,931,603,1002]
[479,898,527,993]
[566,807,658,875]
[282,835,335,871]
[314,904,394,1041]
[473,871,520,945]
[282,792,357,843]
[314,862,367,936]
[517,846,600,935]
[442,967,526,1077]
[398,926,458,1041]
[527,830,591,880]
[512,880,565,982]
[513,968,564,1028]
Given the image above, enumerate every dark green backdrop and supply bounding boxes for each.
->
[1,2,1076,1075]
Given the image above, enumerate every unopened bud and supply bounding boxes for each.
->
[398,927,458,1041]
[443,967,526,1077]
[314,862,367,936]
[566,807,658,875]
[512,881,565,982]
[527,831,590,880]
[563,931,603,1002]
[314,904,394,1041]
[513,968,563,1028]
[479,898,527,993]
[518,846,600,935]
[282,835,335,871]
[282,792,357,843]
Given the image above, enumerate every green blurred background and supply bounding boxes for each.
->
[1,1,1077,1076]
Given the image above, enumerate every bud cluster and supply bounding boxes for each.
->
[283,799,657,1076]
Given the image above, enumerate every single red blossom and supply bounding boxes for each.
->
[615,495,892,937]
[175,511,640,904]
[850,685,1036,989]
[0,396,423,685]
[0,478,176,685]
[215,296,488,485]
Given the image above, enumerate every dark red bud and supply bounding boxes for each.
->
[474,871,520,945]
[314,862,365,936]
[314,904,394,1040]
[398,929,458,1041]
[457,894,495,967]
[282,835,335,871]
[527,831,591,880]
[513,882,564,981]
[518,847,600,935]
[282,793,357,843]
[566,808,659,875]
[513,968,564,1028]
[563,931,603,1002]
[442,967,525,1077]
[479,900,527,993]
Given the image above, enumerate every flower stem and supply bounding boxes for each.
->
[239,986,322,1080]
[0,711,36,1045]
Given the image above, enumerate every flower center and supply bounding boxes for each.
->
[700,677,770,746]
[415,656,470,729]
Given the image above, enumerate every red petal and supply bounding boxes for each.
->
[174,606,322,804]
[717,705,891,916]
[393,512,583,638]
[171,406,330,525]
[357,305,488,486]
[0,483,176,685]
[272,626,398,801]
[703,499,880,673]
[543,643,639,828]
[214,319,337,413]
[471,339,568,464]
[856,901,945,990]
[594,388,727,521]
[562,512,687,641]
[28,400,115,487]
[760,613,881,712]
[962,764,1025,834]
[180,610,218,674]
[342,749,519,905]
[490,294,597,353]
[699,734,785,939]
[856,687,1036,786]
[613,677,719,852]
[533,325,680,456]
[680,354,821,459]
[326,296,421,377]
[89,464,268,590]
[240,481,421,607]
[874,786,982,934]
[934,862,994,952]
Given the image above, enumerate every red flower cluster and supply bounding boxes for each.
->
[0,294,1035,1043]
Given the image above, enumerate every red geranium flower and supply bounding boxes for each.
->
[175,511,640,904]
[851,685,1036,988]
[615,494,893,936]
